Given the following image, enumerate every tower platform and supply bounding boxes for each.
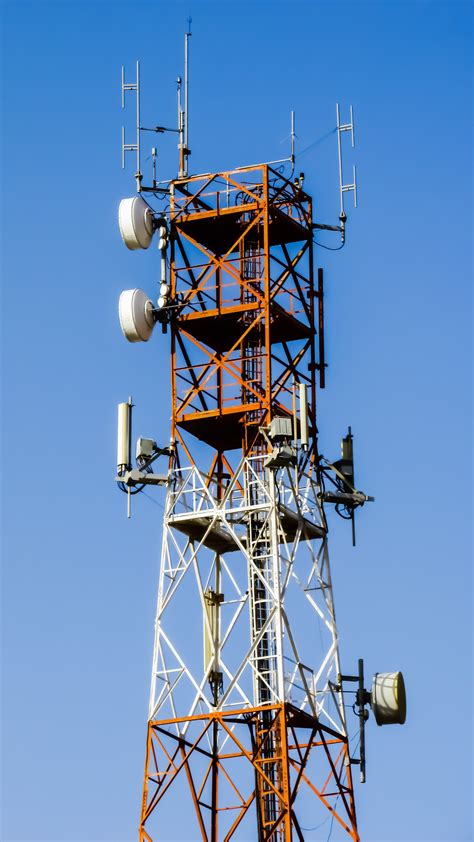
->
[176,404,260,450]
[173,192,311,254]
[168,502,325,553]
[177,301,311,352]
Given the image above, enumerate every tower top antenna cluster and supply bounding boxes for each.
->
[120,29,310,196]
[121,27,193,192]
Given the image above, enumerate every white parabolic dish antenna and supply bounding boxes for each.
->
[119,289,155,342]
[118,196,154,250]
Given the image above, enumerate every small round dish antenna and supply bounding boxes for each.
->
[118,196,154,250]
[119,289,155,342]
[371,671,406,726]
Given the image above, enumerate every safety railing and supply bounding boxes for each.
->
[170,164,311,231]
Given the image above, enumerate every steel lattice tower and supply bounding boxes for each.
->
[137,164,359,841]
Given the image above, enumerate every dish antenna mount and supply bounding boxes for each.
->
[338,660,407,783]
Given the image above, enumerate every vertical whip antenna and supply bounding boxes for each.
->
[336,102,357,216]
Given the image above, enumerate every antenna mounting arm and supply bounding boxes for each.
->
[141,125,181,135]
[115,469,168,488]
[313,222,344,233]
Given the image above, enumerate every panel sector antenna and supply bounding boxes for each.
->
[114,31,407,842]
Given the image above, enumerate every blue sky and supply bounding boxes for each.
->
[1,1,472,840]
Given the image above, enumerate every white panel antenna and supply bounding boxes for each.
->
[117,398,133,473]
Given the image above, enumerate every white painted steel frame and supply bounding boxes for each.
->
[148,456,348,742]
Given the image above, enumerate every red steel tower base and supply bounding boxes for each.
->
[140,705,358,841]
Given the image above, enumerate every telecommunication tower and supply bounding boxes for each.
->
[115,32,406,841]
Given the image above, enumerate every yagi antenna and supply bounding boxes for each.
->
[313,105,356,245]
[336,103,357,216]
[122,62,142,192]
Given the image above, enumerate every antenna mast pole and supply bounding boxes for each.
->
[136,60,141,189]
[177,76,185,177]
[183,19,191,177]
[290,110,295,175]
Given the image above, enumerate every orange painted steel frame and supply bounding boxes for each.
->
[139,164,358,840]
[168,164,318,471]
[140,706,358,842]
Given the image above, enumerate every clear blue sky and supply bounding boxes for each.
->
[1,1,472,840]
